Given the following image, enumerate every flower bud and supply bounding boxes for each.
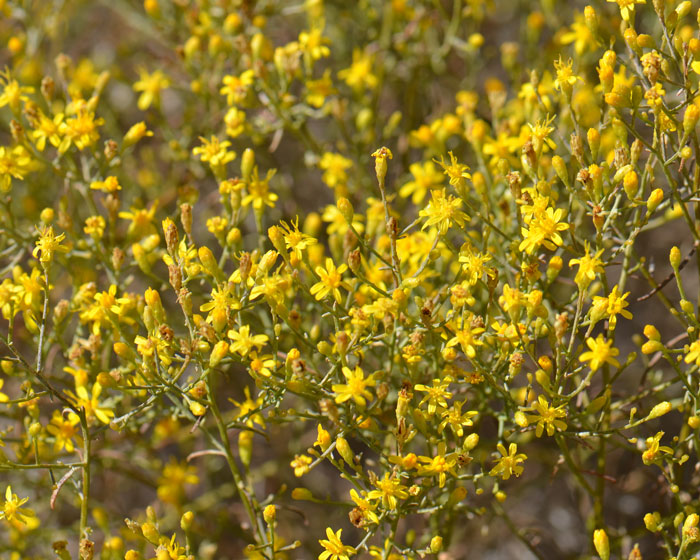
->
[587,128,600,160]
[684,104,700,136]
[644,512,660,532]
[646,401,672,420]
[337,197,354,224]
[551,155,569,187]
[180,511,194,531]
[180,203,192,237]
[209,340,229,368]
[291,487,313,500]
[623,170,639,199]
[371,147,393,187]
[124,121,153,147]
[241,148,255,182]
[646,188,663,213]
[199,246,225,282]
[670,246,681,270]
[335,436,354,466]
[141,522,160,545]
[430,536,443,553]
[593,529,609,560]
[263,505,276,525]
[584,5,598,34]
[463,433,479,451]
[238,430,253,467]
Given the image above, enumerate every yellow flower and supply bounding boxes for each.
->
[685,339,700,367]
[349,489,379,525]
[277,217,317,261]
[417,443,457,488]
[59,102,104,151]
[553,57,581,94]
[83,215,106,239]
[367,473,409,510]
[438,401,478,437]
[524,395,567,437]
[46,410,81,453]
[642,431,672,465]
[414,377,452,415]
[560,12,597,56]
[133,68,170,110]
[590,285,633,329]
[569,243,605,291]
[332,366,375,407]
[580,335,620,372]
[224,106,247,138]
[446,323,485,359]
[65,383,114,425]
[0,73,33,113]
[607,0,645,22]
[318,528,356,560]
[399,161,444,204]
[228,325,269,357]
[310,258,348,303]
[0,486,35,525]
[220,70,255,105]
[319,152,353,190]
[118,202,158,240]
[489,442,527,480]
[33,226,68,264]
[90,176,122,193]
[291,454,313,477]
[193,136,236,178]
[0,144,35,192]
[241,167,278,210]
[299,24,331,61]
[434,151,471,193]
[338,48,377,91]
[31,111,64,151]
[157,458,199,506]
[419,188,469,235]
[306,69,336,108]
[518,206,568,254]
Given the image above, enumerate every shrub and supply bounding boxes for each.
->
[1,0,700,558]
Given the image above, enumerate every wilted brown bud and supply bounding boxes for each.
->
[168,264,182,290]
[180,203,192,236]
[348,248,361,274]
[387,216,399,239]
[570,133,584,164]
[41,76,55,101]
[10,119,23,143]
[507,171,522,200]
[163,218,179,255]
[112,247,125,271]
[554,312,569,344]
[239,252,252,284]
[104,140,118,161]
[53,299,69,324]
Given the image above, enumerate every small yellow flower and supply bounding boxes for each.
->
[524,395,567,437]
[607,0,645,22]
[0,486,35,525]
[311,258,348,303]
[318,527,356,560]
[489,442,527,480]
[33,226,69,264]
[580,335,620,372]
[366,473,409,510]
[332,366,375,408]
[133,68,170,110]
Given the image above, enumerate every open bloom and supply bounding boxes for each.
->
[319,527,356,560]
